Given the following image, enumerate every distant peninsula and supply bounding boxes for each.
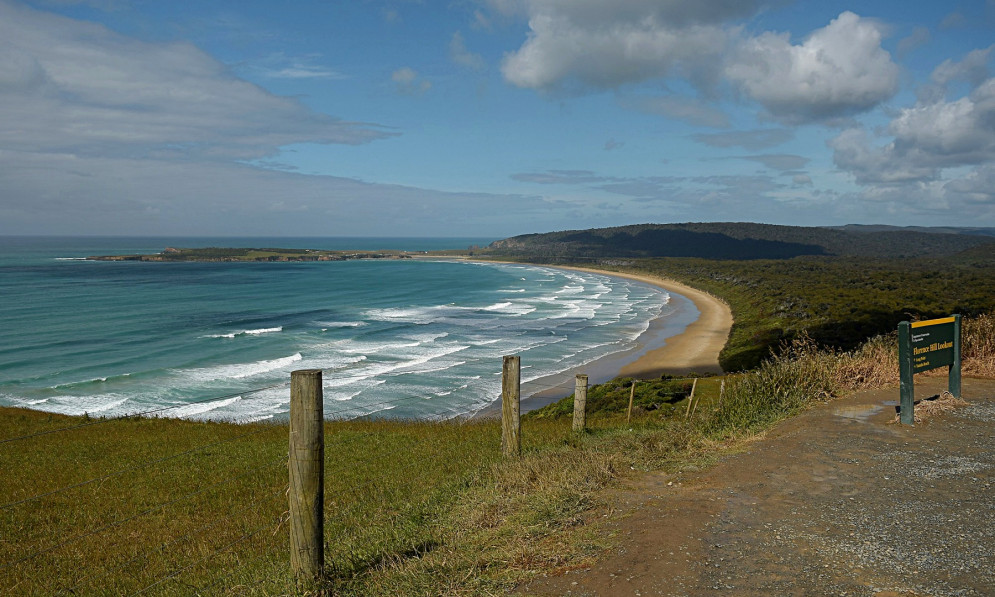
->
[86,247,416,262]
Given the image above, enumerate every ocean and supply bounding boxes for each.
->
[0,237,682,422]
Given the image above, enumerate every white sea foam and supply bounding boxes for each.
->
[482,302,536,316]
[54,257,88,261]
[315,321,365,328]
[183,352,303,382]
[29,394,130,416]
[364,305,470,324]
[245,327,282,335]
[205,326,282,339]
[170,396,242,419]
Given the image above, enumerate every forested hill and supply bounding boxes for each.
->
[488,223,995,260]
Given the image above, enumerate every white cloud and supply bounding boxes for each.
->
[499,4,898,124]
[499,0,745,91]
[0,2,570,236]
[0,2,391,162]
[725,12,899,123]
[930,46,993,90]
[830,69,995,213]
[0,149,557,236]
[828,128,937,185]
[888,80,995,165]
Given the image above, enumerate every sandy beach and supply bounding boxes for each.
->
[557,266,733,379]
[466,261,734,415]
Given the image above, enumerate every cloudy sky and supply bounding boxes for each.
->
[2,0,994,237]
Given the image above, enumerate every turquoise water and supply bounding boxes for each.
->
[0,237,672,421]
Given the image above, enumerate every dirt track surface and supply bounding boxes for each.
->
[519,377,995,596]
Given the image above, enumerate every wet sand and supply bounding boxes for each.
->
[471,264,733,416]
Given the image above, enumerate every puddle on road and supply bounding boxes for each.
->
[833,403,885,422]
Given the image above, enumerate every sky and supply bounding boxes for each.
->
[1,0,994,238]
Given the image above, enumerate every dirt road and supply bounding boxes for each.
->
[520,377,995,596]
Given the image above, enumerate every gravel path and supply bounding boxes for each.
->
[519,377,995,596]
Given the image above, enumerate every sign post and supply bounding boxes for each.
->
[897,315,961,425]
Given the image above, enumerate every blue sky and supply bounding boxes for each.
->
[1,0,994,237]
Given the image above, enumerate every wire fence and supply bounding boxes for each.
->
[0,359,583,594]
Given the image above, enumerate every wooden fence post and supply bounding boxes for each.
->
[572,374,588,433]
[501,356,521,457]
[626,380,637,424]
[685,378,698,418]
[289,369,324,583]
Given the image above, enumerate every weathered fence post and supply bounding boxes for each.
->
[685,378,698,418]
[626,380,637,424]
[572,374,588,433]
[501,356,521,457]
[289,369,324,583]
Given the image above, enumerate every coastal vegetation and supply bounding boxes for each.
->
[4,313,993,595]
[5,223,995,595]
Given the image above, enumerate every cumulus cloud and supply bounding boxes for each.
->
[499,4,898,123]
[725,12,899,123]
[0,2,392,162]
[498,0,749,91]
[830,62,995,212]
[931,46,993,90]
[887,80,995,166]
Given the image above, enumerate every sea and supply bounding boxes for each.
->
[0,237,685,423]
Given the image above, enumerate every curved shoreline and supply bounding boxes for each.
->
[462,260,733,416]
[555,266,733,379]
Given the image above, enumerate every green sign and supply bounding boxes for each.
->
[910,317,956,373]
[898,315,962,425]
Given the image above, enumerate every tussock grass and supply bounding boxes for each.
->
[963,313,995,377]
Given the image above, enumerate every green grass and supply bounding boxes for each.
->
[0,390,741,595]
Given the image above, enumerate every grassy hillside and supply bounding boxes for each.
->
[489,222,992,260]
[7,313,991,594]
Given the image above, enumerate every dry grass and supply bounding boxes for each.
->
[963,313,995,377]
[890,391,969,424]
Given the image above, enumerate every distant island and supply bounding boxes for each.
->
[87,247,416,262]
